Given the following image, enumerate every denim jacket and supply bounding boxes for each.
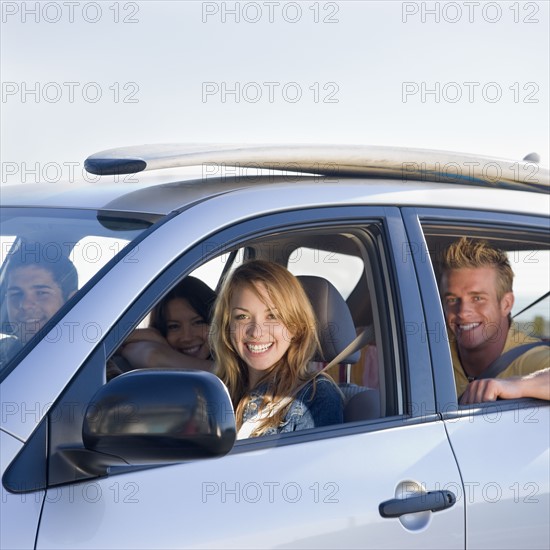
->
[239,376,344,437]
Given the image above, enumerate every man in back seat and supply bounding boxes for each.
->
[439,237,549,404]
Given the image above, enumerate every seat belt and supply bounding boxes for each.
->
[512,291,550,319]
[323,326,374,373]
[476,341,549,380]
[237,328,374,438]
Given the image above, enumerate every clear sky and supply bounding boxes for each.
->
[0,0,548,324]
[1,0,548,187]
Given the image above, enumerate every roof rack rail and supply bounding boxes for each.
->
[84,144,549,194]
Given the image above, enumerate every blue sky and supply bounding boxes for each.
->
[1,0,549,186]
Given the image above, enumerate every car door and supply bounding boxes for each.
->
[2,193,465,549]
[403,207,550,550]
[1,429,46,550]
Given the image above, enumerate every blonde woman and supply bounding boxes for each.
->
[211,260,343,438]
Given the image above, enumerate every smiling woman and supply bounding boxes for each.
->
[109,276,217,379]
[211,259,344,439]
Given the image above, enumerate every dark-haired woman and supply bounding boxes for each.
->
[108,276,216,379]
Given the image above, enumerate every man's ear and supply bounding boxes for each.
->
[500,291,514,316]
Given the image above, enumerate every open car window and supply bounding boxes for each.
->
[421,222,550,403]
[510,249,549,339]
[422,226,550,340]
[107,220,403,442]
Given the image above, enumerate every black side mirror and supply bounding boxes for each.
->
[83,370,236,464]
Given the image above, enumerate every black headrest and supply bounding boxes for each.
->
[297,276,360,364]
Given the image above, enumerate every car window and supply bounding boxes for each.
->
[107,221,401,439]
[423,229,549,340]
[286,247,364,299]
[509,249,549,339]
[0,207,151,378]
[190,248,245,290]
[421,222,550,402]
[0,236,17,264]
[70,235,137,288]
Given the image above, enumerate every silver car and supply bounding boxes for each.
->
[1,144,548,549]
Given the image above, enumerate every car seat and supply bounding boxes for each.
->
[297,275,380,421]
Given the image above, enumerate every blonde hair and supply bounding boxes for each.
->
[210,260,322,435]
[440,237,514,301]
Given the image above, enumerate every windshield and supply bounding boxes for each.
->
[0,207,152,378]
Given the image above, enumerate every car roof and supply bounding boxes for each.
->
[1,144,548,216]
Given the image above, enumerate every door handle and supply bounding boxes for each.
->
[379,490,456,518]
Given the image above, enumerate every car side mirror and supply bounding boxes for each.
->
[83,370,236,464]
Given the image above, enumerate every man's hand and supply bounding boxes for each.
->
[460,378,521,404]
[459,368,550,405]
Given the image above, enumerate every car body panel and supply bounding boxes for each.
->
[1,176,548,216]
[0,430,44,550]
[37,422,464,550]
[444,405,550,549]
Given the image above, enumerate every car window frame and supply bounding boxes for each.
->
[98,205,437,456]
[403,206,550,417]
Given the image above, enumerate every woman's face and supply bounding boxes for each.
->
[229,282,294,386]
[164,298,210,359]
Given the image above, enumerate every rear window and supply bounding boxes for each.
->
[286,247,364,299]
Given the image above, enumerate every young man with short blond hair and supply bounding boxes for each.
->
[439,237,549,404]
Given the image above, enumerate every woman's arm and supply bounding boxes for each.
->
[120,340,216,373]
[123,327,167,346]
